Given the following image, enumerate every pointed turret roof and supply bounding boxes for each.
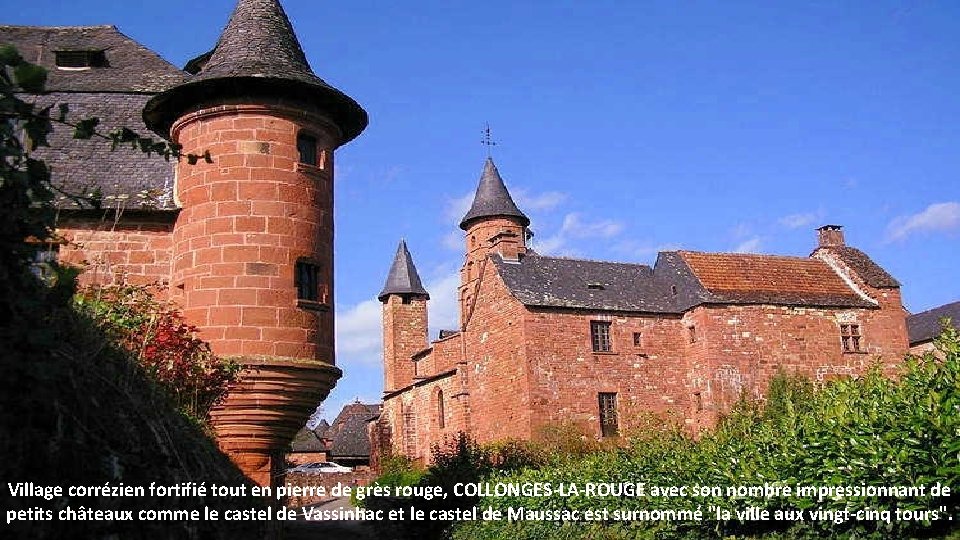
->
[459,157,530,230]
[378,240,429,302]
[144,0,366,144]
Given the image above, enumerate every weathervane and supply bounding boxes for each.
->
[481,123,497,156]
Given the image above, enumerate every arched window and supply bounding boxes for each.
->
[437,389,445,429]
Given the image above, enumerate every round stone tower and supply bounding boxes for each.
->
[143,0,366,485]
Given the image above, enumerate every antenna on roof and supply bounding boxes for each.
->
[481,123,497,156]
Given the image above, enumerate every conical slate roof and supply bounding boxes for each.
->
[378,240,429,302]
[459,157,530,230]
[144,0,366,144]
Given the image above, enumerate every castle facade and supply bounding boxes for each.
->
[376,158,908,460]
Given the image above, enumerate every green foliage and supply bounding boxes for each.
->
[457,331,960,540]
[74,284,240,423]
[1,48,261,540]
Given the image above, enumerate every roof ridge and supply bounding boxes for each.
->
[525,253,653,267]
[678,249,819,262]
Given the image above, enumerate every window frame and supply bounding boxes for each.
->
[840,323,863,353]
[294,258,327,311]
[590,320,613,353]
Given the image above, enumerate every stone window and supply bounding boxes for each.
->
[688,325,697,344]
[633,332,642,347]
[840,324,863,353]
[297,133,318,166]
[598,392,618,437]
[591,321,612,352]
[294,259,327,310]
[437,390,445,429]
[55,50,106,69]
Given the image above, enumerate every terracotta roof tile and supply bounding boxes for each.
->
[678,251,872,308]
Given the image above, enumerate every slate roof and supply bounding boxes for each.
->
[290,426,325,453]
[326,402,381,459]
[822,246,900,288]
[492,249,878,314]
[379,240,429,301]
[0,25,187,93]
[0,25,184,209]
[460,158,530,230]
[312,419,330,440]
[144,0,367,144]
[908,301,960,345]
[493,254,686,313]
[678,251,875,308]
[28,93,177,209]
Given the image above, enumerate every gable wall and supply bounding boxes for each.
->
[458,258,532,443]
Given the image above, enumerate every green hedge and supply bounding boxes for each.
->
[454,325,960,540]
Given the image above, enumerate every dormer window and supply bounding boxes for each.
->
[55,50,106,70]
[587,283,605,291]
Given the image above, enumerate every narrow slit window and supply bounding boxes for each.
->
[633,332,642,347]
[598,392,618,437]
[591,320,612,352]
[297,133,318,165]
[295,260,321,302]
[437,390,445,429]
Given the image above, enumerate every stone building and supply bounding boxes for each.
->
[2,0,366,486]
[907,300,960,355]
[375,158,910,461]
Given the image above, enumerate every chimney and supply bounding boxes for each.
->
[817,225,845,248]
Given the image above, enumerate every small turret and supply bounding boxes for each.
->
[381,241,429,392]
[458,158,530,324]
[379,240,430,301]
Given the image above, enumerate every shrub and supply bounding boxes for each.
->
[74,284,240,422]
[456,326,960,539]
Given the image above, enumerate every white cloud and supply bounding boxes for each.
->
[442,230,463,251]
[425,271,461,333]
[335,299,382,367]
[612,240,682,259]
[443,192,474,226]
[733,237,763,253]
[533,212,624,256]
[887,202,960,241]
[731,222,753,239]
[515,189,567,211]
[778,212,821,229]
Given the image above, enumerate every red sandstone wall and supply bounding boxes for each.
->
[523,308,691,437]
[687,302,909,425]
[383,295,428,392]
[458,261,532,443]
[57,215,173,291]
[169,105,335,361]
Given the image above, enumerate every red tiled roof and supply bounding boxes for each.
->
[678,251,871,307]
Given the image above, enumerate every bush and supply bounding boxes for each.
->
[456,326,960,540]
[74,284,239,423]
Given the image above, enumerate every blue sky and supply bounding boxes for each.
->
[7,1,959,421]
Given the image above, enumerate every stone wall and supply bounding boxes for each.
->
[57,212,174,291]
